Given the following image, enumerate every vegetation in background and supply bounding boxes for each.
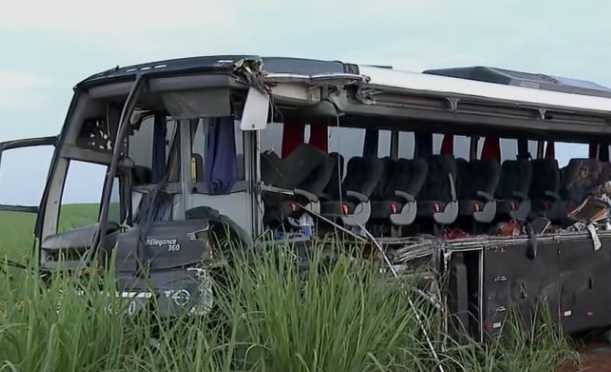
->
[0,206,578,372]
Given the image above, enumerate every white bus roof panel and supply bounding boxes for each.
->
[423,66,611,98]
[358,65,611,114]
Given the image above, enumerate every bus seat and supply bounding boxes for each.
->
[282,143,328,188]
[289,155,338,215]
[320,156,384,226]
[416,154,459,227]
[261,150,287,187]
[371,157,428,226]
[558,158,611,224]
[319,152,345,201]
[456,158,500,224]
[369,157,396,220]
[260,143,328,189]
[370,157,395,199]
[529,159,561,218]
[495,159,532,221]
[263,153,338,225]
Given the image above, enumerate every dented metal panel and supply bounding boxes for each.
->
[482,240,560,339]
[558,237,611,333]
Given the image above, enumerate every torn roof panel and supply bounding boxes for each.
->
[77,55,353,88]
[76,54,611,115]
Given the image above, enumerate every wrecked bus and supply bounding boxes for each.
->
[2,55,611,341]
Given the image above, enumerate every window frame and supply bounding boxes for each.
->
[55,159,123,232]
[188,117,247,195]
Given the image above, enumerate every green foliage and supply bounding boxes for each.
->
[0,207,578,372]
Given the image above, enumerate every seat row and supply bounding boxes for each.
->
[261,144,611,234]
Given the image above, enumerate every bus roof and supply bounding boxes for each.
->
[79,54,611,116]
[424,66,611,99]
[77,55,358,86]
[359,66,611,115]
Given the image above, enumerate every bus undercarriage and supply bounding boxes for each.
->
[2,55,611,344]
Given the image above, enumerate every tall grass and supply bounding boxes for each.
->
[213,245,443,371]
[0,239,578,372]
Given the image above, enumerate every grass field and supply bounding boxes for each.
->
[0,204,580,372]
[0,203,101,262]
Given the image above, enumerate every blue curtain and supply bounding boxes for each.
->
[204,116,238,195]
[414,131,433,158]
[362,128,379,157]
[151,113,167,183]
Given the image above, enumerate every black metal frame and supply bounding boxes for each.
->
[0,136,58,214]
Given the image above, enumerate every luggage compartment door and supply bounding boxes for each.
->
[558,235,611,334]
[482,240,560,340]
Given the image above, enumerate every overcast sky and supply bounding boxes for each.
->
[0,0,609,205]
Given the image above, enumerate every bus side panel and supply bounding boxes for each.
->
[558,236,611,334]
[482,241,559,340]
